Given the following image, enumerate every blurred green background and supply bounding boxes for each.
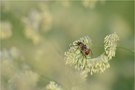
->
[0,0,134,90]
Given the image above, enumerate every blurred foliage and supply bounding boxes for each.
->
[0,0,134,90]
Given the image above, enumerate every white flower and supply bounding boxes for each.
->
[24,26,42,45]
[65,33,119,79]
[8,70,39,90]
[104,32,120,59]
[0,47,21,61]
[82,0,106,9]
[0,21,12,40]
[81,54,110,79]
[65,36,92,71]
[46,81,63,90]
[22,8,52,45]
[82,0,98,9]
[22,10,43,45]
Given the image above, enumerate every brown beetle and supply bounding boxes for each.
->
[76,41,92,57]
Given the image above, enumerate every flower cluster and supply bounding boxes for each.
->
[81,54,110,79]
[104,32,120,59]
[22,7,52,45]
[82,0,106,9]
[46,81,63,90]
[65,36,92,71]
[8,70,39,90]
[0,47,21,61]
[0,21,12,40]
[65,33,119,79]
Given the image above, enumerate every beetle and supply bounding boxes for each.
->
[76,41,92,57]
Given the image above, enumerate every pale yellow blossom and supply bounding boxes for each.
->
[0,21,12,40]
[0,47,21,60]
[9,70,39,90]
[104,32,120,59]
[82,0,106,9]
[65,36,92,71]
[46,81,63,90]
[24,26,42,45]
[22,8,52,44]
[65,33,119,79]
